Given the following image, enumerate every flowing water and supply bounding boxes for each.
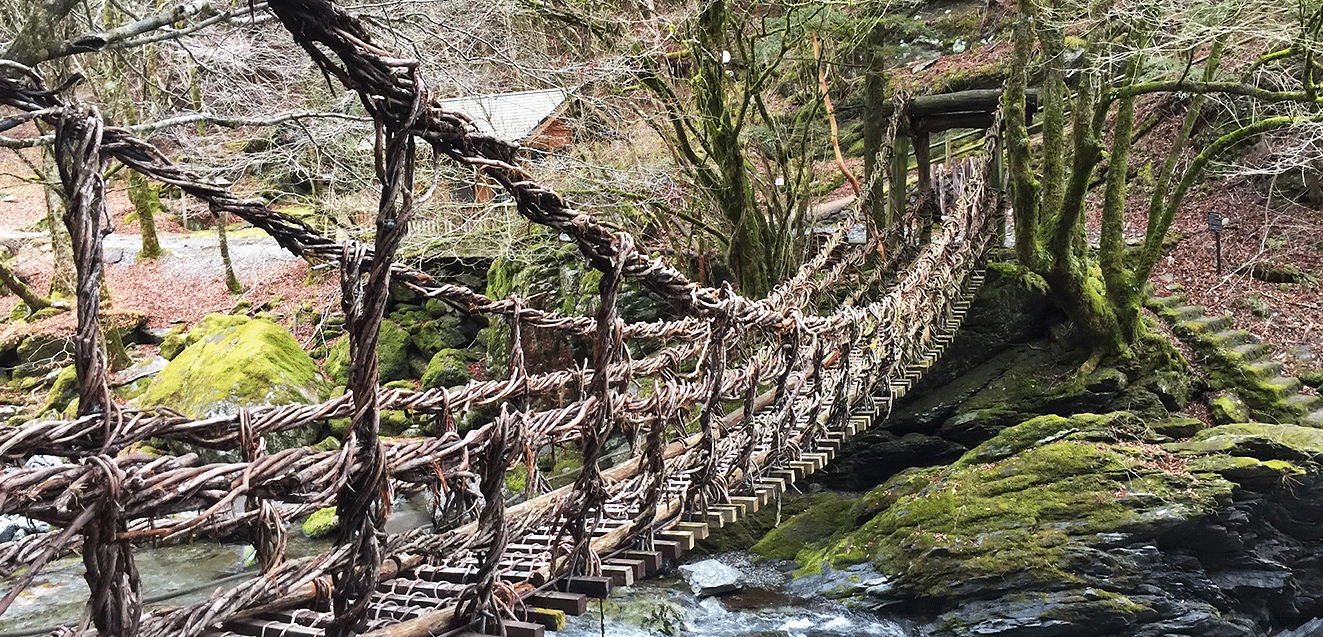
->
[558,577,914,637]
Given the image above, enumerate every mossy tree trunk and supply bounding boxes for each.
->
[637,0,826,298]
[128,172,165,260]
[862,16,892,236]
[0,258,51,313]
[215,212,243,294]
[1002,0,1322,358]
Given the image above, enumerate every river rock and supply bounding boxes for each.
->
[678,559,745,597]
[138,315,330,453]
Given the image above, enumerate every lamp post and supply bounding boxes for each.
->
[1207,211,1224,275]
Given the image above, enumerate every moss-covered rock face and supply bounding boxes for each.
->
[139,315,330,427]
[791,412,1323,636]
[799,420,1232,598]
[750,493,856,561]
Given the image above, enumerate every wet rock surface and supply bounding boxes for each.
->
[678,559,746,597]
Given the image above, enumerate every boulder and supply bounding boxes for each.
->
[160,314,249,360]
[421,349,473,390]
[677,559,745,597]
[302,506,339,538]
[325,321,418,384]
[139,315,330,450]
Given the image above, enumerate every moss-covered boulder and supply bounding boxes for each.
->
[751,493,856,561]
[160,313,249,360]
[791,412,1323,636]
[421,348,473,390]
[302,506,339,538]
[325,320,419,384]
[38,365,79,417]
[1210,392,1250,425]
[139,316,330,449]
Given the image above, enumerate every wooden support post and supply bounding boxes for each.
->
[914,130,931,195]
[888,133,911,225]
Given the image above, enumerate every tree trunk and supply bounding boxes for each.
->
[128,173,165,260]
[215,213,243,294]
[0,259,51,313]
[862,21,891,234]
[43,157,78,301]
[3,0,81,66]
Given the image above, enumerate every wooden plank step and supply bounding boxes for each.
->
[378,578,467,598]
[652,538,684,560]
[526,591,588,616]
[558,576,614,598]
[520,607,567,631]
[601,563,635,586]
[605,557,649,580]
[367,603,424,622]
[655,530,695,552]
[229,619,322,637]
[622,550,663,572]
[789,460,816,478]
[712,503,740,524]
[728,496,759,516]
[503,619,545,637]
[768,469,797,486]
[374,591,450,609]
[413,566,479,584]
[674,521,710,540]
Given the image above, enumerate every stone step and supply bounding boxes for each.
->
[1301,409,1323,428]
[1244,360,1285,380]
[1166,304,1206,322]
[1146,294,1188,310]
[1263,376,1304,400]
[1228,342,1271,363]
[1179,314,1233,336]
[1283,393,1323,417]
[1207,330,1257,349]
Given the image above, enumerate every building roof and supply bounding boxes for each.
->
[437,88,571,143]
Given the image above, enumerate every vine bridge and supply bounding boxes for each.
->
[0,1,1005,636]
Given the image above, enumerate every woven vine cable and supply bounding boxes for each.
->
[329,69,423,631]
[239,408,287,573]
[459,404,512,634]
[54,105,143,637]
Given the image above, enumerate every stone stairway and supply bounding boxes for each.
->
[1147,293,1323,427]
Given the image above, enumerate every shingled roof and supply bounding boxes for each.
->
[437,88,571,143]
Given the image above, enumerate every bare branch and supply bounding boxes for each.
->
[0,110,370,148]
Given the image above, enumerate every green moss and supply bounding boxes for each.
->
[376,320,413,382]
[1209,392,1250,425]
[139,318,329,423]
[1169,423,1323,463]
[505,464,529,494]
[38,365,79,415]
[325,337,350,385]
[421,349,473,389]
[160,313,250,360]
[803,415,1233,599]
[957,412,1148,466]
[302,506,339,538]
[751,493,856,561]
